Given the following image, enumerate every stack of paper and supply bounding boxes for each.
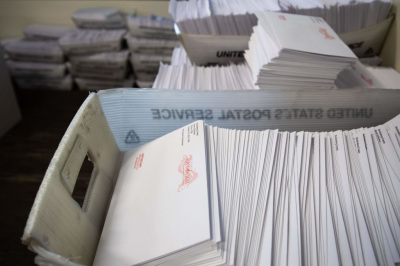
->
[127,15,176,39]
[23,24,76,40]
[152,63,256,90]
[58,29,132,90]
[336,61,400,89]
[14,75,73,91]
[58,29,126,56]
[170,0,391,35]
[130,54,171,83]
[245,12,357,90]
[126,36,179,56]
[75,75,134,91]
[94,114,400,265]
[3,40,64,63]
[72,8,125,29]
[68,51,130,80]
[3,39,72,90]
[126,15,178,87]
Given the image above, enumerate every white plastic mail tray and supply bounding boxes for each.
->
[22,88,400,265]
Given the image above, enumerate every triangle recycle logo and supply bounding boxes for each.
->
[125,130,140,144]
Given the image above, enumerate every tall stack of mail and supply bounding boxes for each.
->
[126,15,180,88]
[3,25,74,90]
[245,12,357,90]
[61,7,132,91]
[170,0,392,65]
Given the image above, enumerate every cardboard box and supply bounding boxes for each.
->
[180,16,394,66]
[22,87,400,264]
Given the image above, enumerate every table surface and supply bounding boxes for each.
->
[0,90,91,265]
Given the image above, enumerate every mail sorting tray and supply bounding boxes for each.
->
[22,87,400,265]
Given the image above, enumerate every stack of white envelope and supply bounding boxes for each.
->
[336,61,400,89]
[59,29,133,90]
[245,11,357,90]
[23,24,76,41]
[68,51,130,82]
[126,15,178,88]
[169,0,391,35]
[94,114,400,265]
[71,7,125,29]
[3,39,72,90]
[152,63,256,90]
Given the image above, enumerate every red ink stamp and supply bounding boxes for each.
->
[361,74,373,85]
[134,153,144,170]
[177,155,198,192]
[279,15,286,21]
[319,28,335,40]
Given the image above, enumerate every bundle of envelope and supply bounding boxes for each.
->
[169,0,391,35]
[152,63,256,90]
[59,29,133,90]
[126,15,178,88]
[336,61,400,89]
[71,7,125,29]
[245,11,357,90]
[94,114,400,265]
[3,38,72,90]
[23,24,76,41]
[68,51,130,81]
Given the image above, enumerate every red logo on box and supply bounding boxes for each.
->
[178,155,198,192]
[134,153,144,170]
[319,28,335,40]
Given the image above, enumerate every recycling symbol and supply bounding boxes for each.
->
[125,130,140,144]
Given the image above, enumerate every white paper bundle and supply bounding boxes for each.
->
[68,51,129,80]
[94,113,400,265]
[14,75,73,90]
[75,75,134,91]
[336,61,400,89]
[58,29,126,55]
[126,35,180,55]
[127,15,177,39]
[23,24,77,40]
[130,53,171,80]
[170,0,391,35]
[68,63,127,81]
[6,61,66,79]
[152,63,256,90]
[245,11,357,90]
[3,40,64,63]
[72,7,125,29]
[69,50,129,69]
